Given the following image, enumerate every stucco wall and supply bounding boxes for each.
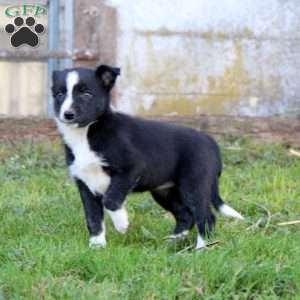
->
[107,0,300,116]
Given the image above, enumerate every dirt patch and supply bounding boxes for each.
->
[152,115,300,146]
[0,117,58,142]
[1,115,300,146]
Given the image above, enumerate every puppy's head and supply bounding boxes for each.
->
[51,65,120,127]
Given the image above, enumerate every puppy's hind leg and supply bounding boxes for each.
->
[179,177,216,250]
[151,188,194,239]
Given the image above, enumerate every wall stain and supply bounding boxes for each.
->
[135,28,273,41]
[199,41,252,114]
[138,39,253,115]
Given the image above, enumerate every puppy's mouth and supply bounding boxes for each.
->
[55,115,94,128]
[55,117,79,127]
[60,118,78,125]
[61,118,93,128]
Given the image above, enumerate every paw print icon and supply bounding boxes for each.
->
[5,16,45,47]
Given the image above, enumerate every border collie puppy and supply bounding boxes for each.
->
[52,65,244,249]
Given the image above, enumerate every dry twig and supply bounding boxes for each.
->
[277,220,300,226]
[246,217,264,231]
[289,149,300,157]
[175,240,222,255]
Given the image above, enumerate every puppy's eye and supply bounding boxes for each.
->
[55,92,65,101]
[80,92,93,100]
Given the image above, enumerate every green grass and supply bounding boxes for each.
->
[0,138,300,299]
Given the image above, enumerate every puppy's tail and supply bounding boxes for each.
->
[215,199,245,220]
[212,180,244,220]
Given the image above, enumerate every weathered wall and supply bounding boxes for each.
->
[74,0,117,67]
[107,0,300,116]
[0,3,48,116]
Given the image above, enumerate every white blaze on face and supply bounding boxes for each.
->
[60,71,79,121]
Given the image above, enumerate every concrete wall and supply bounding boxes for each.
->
[107,0,300,116]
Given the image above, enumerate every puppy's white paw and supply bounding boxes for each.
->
[89,228,106,248]
[196,235,206,250]
[169,230,189,240]
[107,207,129,234]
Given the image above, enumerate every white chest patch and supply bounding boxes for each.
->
[57,121,111,195]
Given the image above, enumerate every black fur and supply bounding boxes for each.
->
[76,179,105,237]
[52,65,226,241]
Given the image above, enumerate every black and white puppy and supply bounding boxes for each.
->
[52,65,244,249]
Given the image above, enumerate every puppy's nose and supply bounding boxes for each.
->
[64,110,75,121]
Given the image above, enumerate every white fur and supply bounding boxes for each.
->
[196,235,206,249]
[107,206,129,234]
[169,230,189,239]
[56,121,111,196]
[60,71,79,121]
[89,223,106,248]
[219,204,244,220]
[110,104,118,112]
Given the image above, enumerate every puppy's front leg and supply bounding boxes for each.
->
[103,173,140,234]
[76,179,106,247]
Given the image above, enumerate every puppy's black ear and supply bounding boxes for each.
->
[96,65,120,91]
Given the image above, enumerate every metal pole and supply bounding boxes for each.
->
[47,0,60,116]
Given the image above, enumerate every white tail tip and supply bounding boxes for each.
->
[219,204,244,220]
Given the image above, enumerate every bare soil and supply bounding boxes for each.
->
[1,115,299,146]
